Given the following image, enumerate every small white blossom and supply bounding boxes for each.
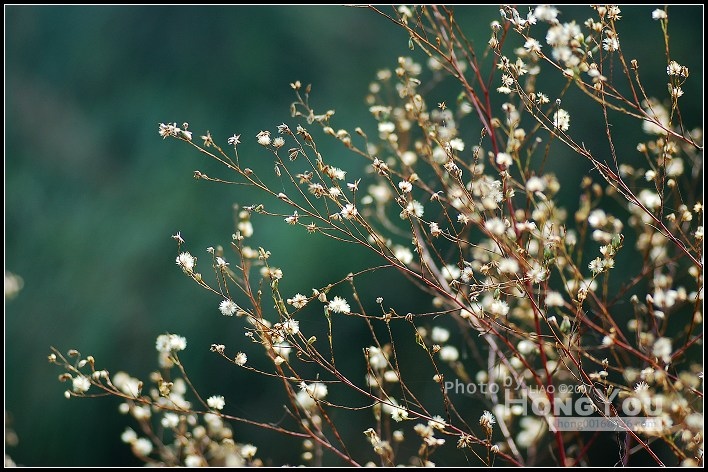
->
[121,427,137,444]
[652,337,672,364]
[176,252,196,273]
[602,34,620,52]
[185,455,206,467]
[272,136,285,148]
[273,343,292,361]
[398,181,413,193]
[545,291,565,307]
[534,5,559,23]
[588,209,608,228]
[665,158,684,177]
[669,85,684,100]
[112,372,142,398]
[517,417,544,448]
[156,334,187,353]
[210,344,225,354]
[372,157,389,176]
[651,9,667,20]
[480,410,496,433]
[485,217,507,236]
[589,257,604,274]
[340,203,359,220]
[460,266,474,283]
[526,176,546,192]
[524,38,542,53]
[158,122,175,139]
[328,296,351,314]
[428,415,447,432]
[439,345,459,362]
[131,405,151,421]
[287,293,308,309]
[399,151,417,166]
[207,395,226,410]
[296,382,328,410]
[260,266,283,280]
[285,211,299,225]
[234,352,248,366]
[219,299,239,316]
[402,200,424,219]
[367,346,388,370]
[517,340,536,356]
[495,152,513,167]
[431,326,450,343]
[241,444,258,460]
[442,264,461,281]
[283,319,300,336]
[535,93,550,104]
[383,400,409,422]
[327,167,346,180]
[527,263,548,284]
[256,130,271,146]
[449,138,465,151]
[429,222,442,237]
[161,413,180,429]
[526,11,537,25]
[498,257,519,274]
[393,245,414,265]
[215,256,229,269]
[488,299,510,318]
[131,437,153,457]
[642,100,670,135]
[553,109,570,131]
[238,220,254,237]
[72,375,91,393]
[667,60,683,76]
[378,121,396,134]
[638,189,662,211]
[92,370,107,380]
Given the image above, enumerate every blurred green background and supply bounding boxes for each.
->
[5,6,702,466]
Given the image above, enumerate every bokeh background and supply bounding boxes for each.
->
[5,5,702,466]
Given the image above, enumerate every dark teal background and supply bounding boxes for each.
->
[5,6,702,466]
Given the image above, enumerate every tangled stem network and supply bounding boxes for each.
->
[52,6,702,467]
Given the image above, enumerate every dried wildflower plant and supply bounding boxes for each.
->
[52,6,702,467]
